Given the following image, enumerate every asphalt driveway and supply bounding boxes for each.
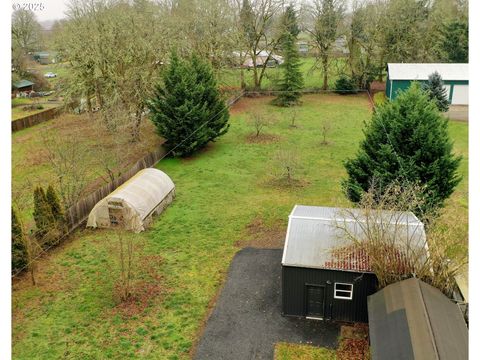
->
[194,248,340,360]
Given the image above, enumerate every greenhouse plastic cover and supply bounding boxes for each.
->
[87,168,175,232]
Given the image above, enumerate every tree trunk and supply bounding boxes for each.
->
[322,55,328,90]
[377,54,384,82]
[86,94,92,113]
[240,68,246,89]
[130,109,142,142]
[253,65,260,91]
[94,80,103,108]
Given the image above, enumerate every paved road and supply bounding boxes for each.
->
[194,248,340,360]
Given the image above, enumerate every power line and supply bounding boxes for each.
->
[11,88,388,279]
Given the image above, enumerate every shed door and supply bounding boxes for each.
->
[452,85,468,105]
[306,285,325,318]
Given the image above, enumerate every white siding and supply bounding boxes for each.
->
[452,85,469,105]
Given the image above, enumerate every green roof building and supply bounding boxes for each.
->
[386,63,469,105]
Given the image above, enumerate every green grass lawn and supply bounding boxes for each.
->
[12,113,162,224]
[274,342,337,360]
[11,101,58,121]
[217,57,348,90]
[12,94,468,359]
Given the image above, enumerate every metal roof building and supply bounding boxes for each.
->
[386,63,469,105]
[281,205,425,323]
[368,278,468,360]
[87,168,175,233]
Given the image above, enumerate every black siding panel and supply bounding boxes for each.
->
[282,266,378,323]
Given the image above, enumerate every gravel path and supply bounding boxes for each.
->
[194,248,340,360]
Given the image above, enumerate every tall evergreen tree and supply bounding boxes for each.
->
[274,5,303,107]
[281,4,300,39]
[12,207,27,272]
[343,83,461,217]
[46,184,66,231]
[438,19,468,63]
[423,72,449,112]
[33,186,55,242]
[148,53,229,156]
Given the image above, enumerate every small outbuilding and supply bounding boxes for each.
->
[281,205,425,323]
[386,63,469,105]
[368,277,468,360]
[12,79,35,95]
[87,168,175,233]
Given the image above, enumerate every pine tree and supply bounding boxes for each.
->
[46,185,65,222]
[423,72,449,112]
[274,5,303,107]
[12,207,27,272]
[33,186,55,242]
[148,53,229,156]
[334,74,356,95]
[343,83,461,217]
[46,184,65,226]
[438,19,468,63]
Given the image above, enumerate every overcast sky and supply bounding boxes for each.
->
[15,0,356,23]
[12,0,69,22]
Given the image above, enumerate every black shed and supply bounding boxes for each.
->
[281,205,425,323]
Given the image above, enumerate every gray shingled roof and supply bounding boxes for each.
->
[281,205,425,272]
[368,278,468,360]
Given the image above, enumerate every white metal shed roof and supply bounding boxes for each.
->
[281,205,425,272]
[387,63,469,81]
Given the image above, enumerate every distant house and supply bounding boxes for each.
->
[386,63,469,105]
[33,51,53,65]
[297,41,309,56]
[281,205,426,323]
[235,50,284,68]
[368,278,468,360]
[12,79,35,95]
[332,36,349,56]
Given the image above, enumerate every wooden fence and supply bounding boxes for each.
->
[63,91,243,232]
[64,147,167,231]
[12,107,62,132]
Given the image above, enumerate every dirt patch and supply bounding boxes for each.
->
[181,142,217,162]
[111,254,164,319]
[265,177,310,189]
[337,323,370,360]
[235,217,286,249]
[245,133,281,144]
[229,96,275,115]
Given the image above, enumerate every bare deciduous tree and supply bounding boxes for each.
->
[248,111,270,137]
[116,230,135,302]
[236,0,284,90]
[42,130,90,210]
[335,181,467,296]
[272,148,300,185]
[289,107,298,128]
[320,120,332,145]
[308,0,345,90]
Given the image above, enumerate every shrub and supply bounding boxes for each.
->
[334,75,357,95]
[373,92,386,106]
[148,53,229,157]
[12,207,27,273]
[343,83,461,217]
[422,72,449,112]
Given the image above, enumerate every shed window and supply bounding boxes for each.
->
[334,283,353,300]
